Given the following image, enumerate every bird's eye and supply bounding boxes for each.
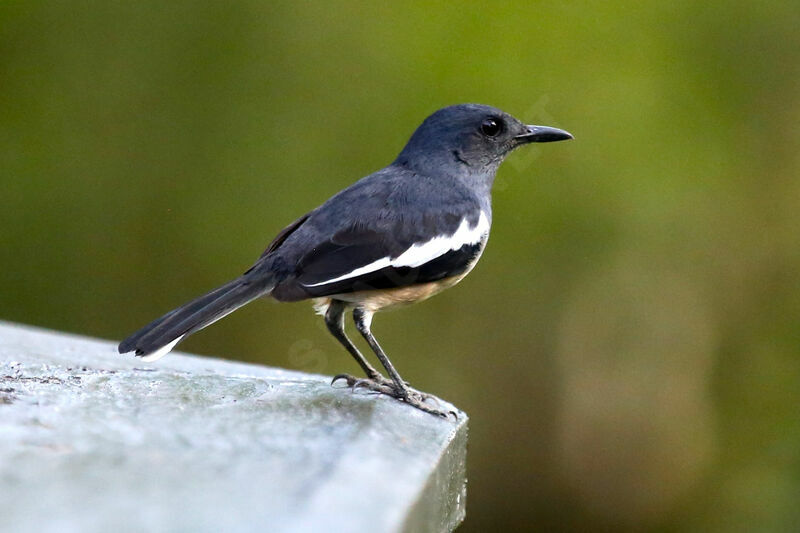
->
[480,118,502,137]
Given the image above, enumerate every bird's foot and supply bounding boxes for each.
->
[331,373,395,391]
[399,389,457,419]
[331,374,455,419]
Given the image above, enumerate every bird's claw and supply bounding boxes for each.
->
[400,390,456,419]
[331,373,356,387]
[330,373,456,420]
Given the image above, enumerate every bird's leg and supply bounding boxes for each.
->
[352,307,451,418]
[324,300,392,388]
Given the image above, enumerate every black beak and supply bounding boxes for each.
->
[515,124,573,143]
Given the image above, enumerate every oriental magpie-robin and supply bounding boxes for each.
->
[119,104,572,417]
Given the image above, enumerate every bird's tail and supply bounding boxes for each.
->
[118,274,276,361]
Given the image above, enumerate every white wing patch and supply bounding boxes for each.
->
[304,211,490,288]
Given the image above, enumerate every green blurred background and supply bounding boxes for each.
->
[2,2,799,531]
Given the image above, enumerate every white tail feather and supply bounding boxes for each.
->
[140,335,184,362]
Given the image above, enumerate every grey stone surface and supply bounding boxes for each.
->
[0,322,467,533]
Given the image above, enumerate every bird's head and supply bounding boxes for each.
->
[395,104,572,177]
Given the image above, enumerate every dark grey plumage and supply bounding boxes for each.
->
[119,103,572,416]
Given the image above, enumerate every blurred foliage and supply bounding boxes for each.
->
[2,1,799,531]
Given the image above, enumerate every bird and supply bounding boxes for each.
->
[119,103,572,417]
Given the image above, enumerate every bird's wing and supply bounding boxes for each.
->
[292,208,489,296]
[271,187,488,300]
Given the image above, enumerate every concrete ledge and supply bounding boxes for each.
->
[0,322,467,533]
